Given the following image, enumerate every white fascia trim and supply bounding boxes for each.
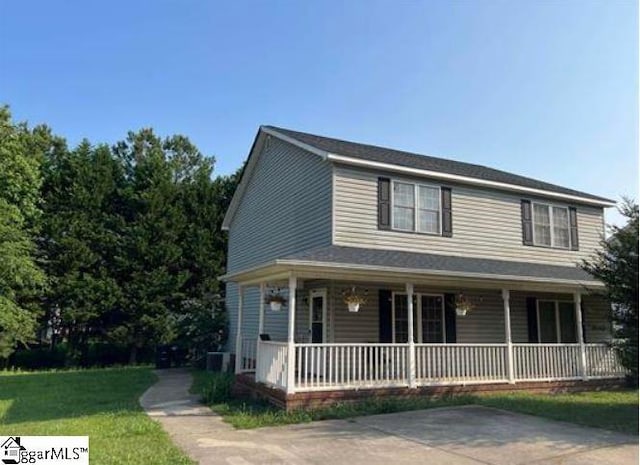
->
[219,261,280,281]
[326,154,616,208]
[261,127,329,160]
[275,259,605,288]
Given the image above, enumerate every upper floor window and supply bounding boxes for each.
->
[532,203,570,249]
[392,181,440,234]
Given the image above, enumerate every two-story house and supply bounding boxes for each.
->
[221,126,625,410]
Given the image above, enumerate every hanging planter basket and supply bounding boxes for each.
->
[342,286,367,313]
[265,290,286,312]
[454,293,475,317]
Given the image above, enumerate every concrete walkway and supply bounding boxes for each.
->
[140,369,638,465]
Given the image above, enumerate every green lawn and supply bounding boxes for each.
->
[0,367,193,465]
[192,370,638,434]
[478,390,638,434]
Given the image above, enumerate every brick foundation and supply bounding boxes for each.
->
[234,374,627,411]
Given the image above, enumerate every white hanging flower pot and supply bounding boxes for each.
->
[270,301,283,312]
[347,302,360,313]
[456,307,468,316]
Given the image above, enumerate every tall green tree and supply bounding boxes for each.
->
[40,140,123,361]
[0,107,51,358]
[582,198,639,384]
[111,129,215,363]
[172,167,241,359]
[6,106,235,366]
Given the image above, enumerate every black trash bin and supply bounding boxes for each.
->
[155,345,171,369]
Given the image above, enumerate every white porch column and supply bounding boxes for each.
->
[574,292,588,380]
[286,275,297,394]
[258,282,266,335]
[255,282,266,381]
[406,283,417,388]
[502,289,515,384]
[234,285,244,374]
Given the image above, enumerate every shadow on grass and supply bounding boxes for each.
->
[0,367,155,425]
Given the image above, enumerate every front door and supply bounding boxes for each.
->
[309,289,327,343]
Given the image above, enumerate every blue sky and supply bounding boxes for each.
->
[1,0,637,225]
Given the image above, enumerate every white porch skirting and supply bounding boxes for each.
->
[245,340,626,393]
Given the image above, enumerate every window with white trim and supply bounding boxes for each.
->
[532,203,570,249]
[392,181,440,234]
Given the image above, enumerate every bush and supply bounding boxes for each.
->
[6,342,155,369]
[201,372,234,404]
[8,346,67,369]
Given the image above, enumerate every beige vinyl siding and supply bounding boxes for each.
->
[331,283,382,343]
[582,294,611,343]
[333,165,605,266]
[226,137,332,351]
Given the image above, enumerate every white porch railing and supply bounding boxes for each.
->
[585,343,627,378]
[249,342,626,393]
[255,340,288,390]
[415,344,509,384]
[294,343,410,391]
[239,337,257,373]
[513,344,582,381]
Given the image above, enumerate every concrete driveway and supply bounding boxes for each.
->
[141,370,638,465]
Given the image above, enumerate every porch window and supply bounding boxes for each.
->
[532,203,570,249]
[393,293,444,343]
[421,295,444,343]
[392,181,440,234]
[537,300,577,343]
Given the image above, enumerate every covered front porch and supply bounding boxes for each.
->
[227,257,625,398]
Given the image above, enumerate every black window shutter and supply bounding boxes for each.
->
[444,293,456,343]
[441,187,452,237]
[378,290,392,343]
[569,207,579,250]
[521,200,533,245]
[378,177,391,230]
[526,297,538,343]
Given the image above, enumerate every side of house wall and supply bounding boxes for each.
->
[226,136,332,352]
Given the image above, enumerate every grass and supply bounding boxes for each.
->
[477,390,638,434]
[0,367,193,465]
[192,370,638,434]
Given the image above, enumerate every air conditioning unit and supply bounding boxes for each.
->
[206,352,231,372]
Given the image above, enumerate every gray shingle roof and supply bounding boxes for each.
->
[280,246,598,283]
[265,126,613,203]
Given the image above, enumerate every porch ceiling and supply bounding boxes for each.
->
[221,246,603,293]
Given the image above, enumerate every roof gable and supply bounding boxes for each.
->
[221,127,327,230]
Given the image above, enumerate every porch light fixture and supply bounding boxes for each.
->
[455,293,475,316]
[342,286,368,313]
[265,288,286,312]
